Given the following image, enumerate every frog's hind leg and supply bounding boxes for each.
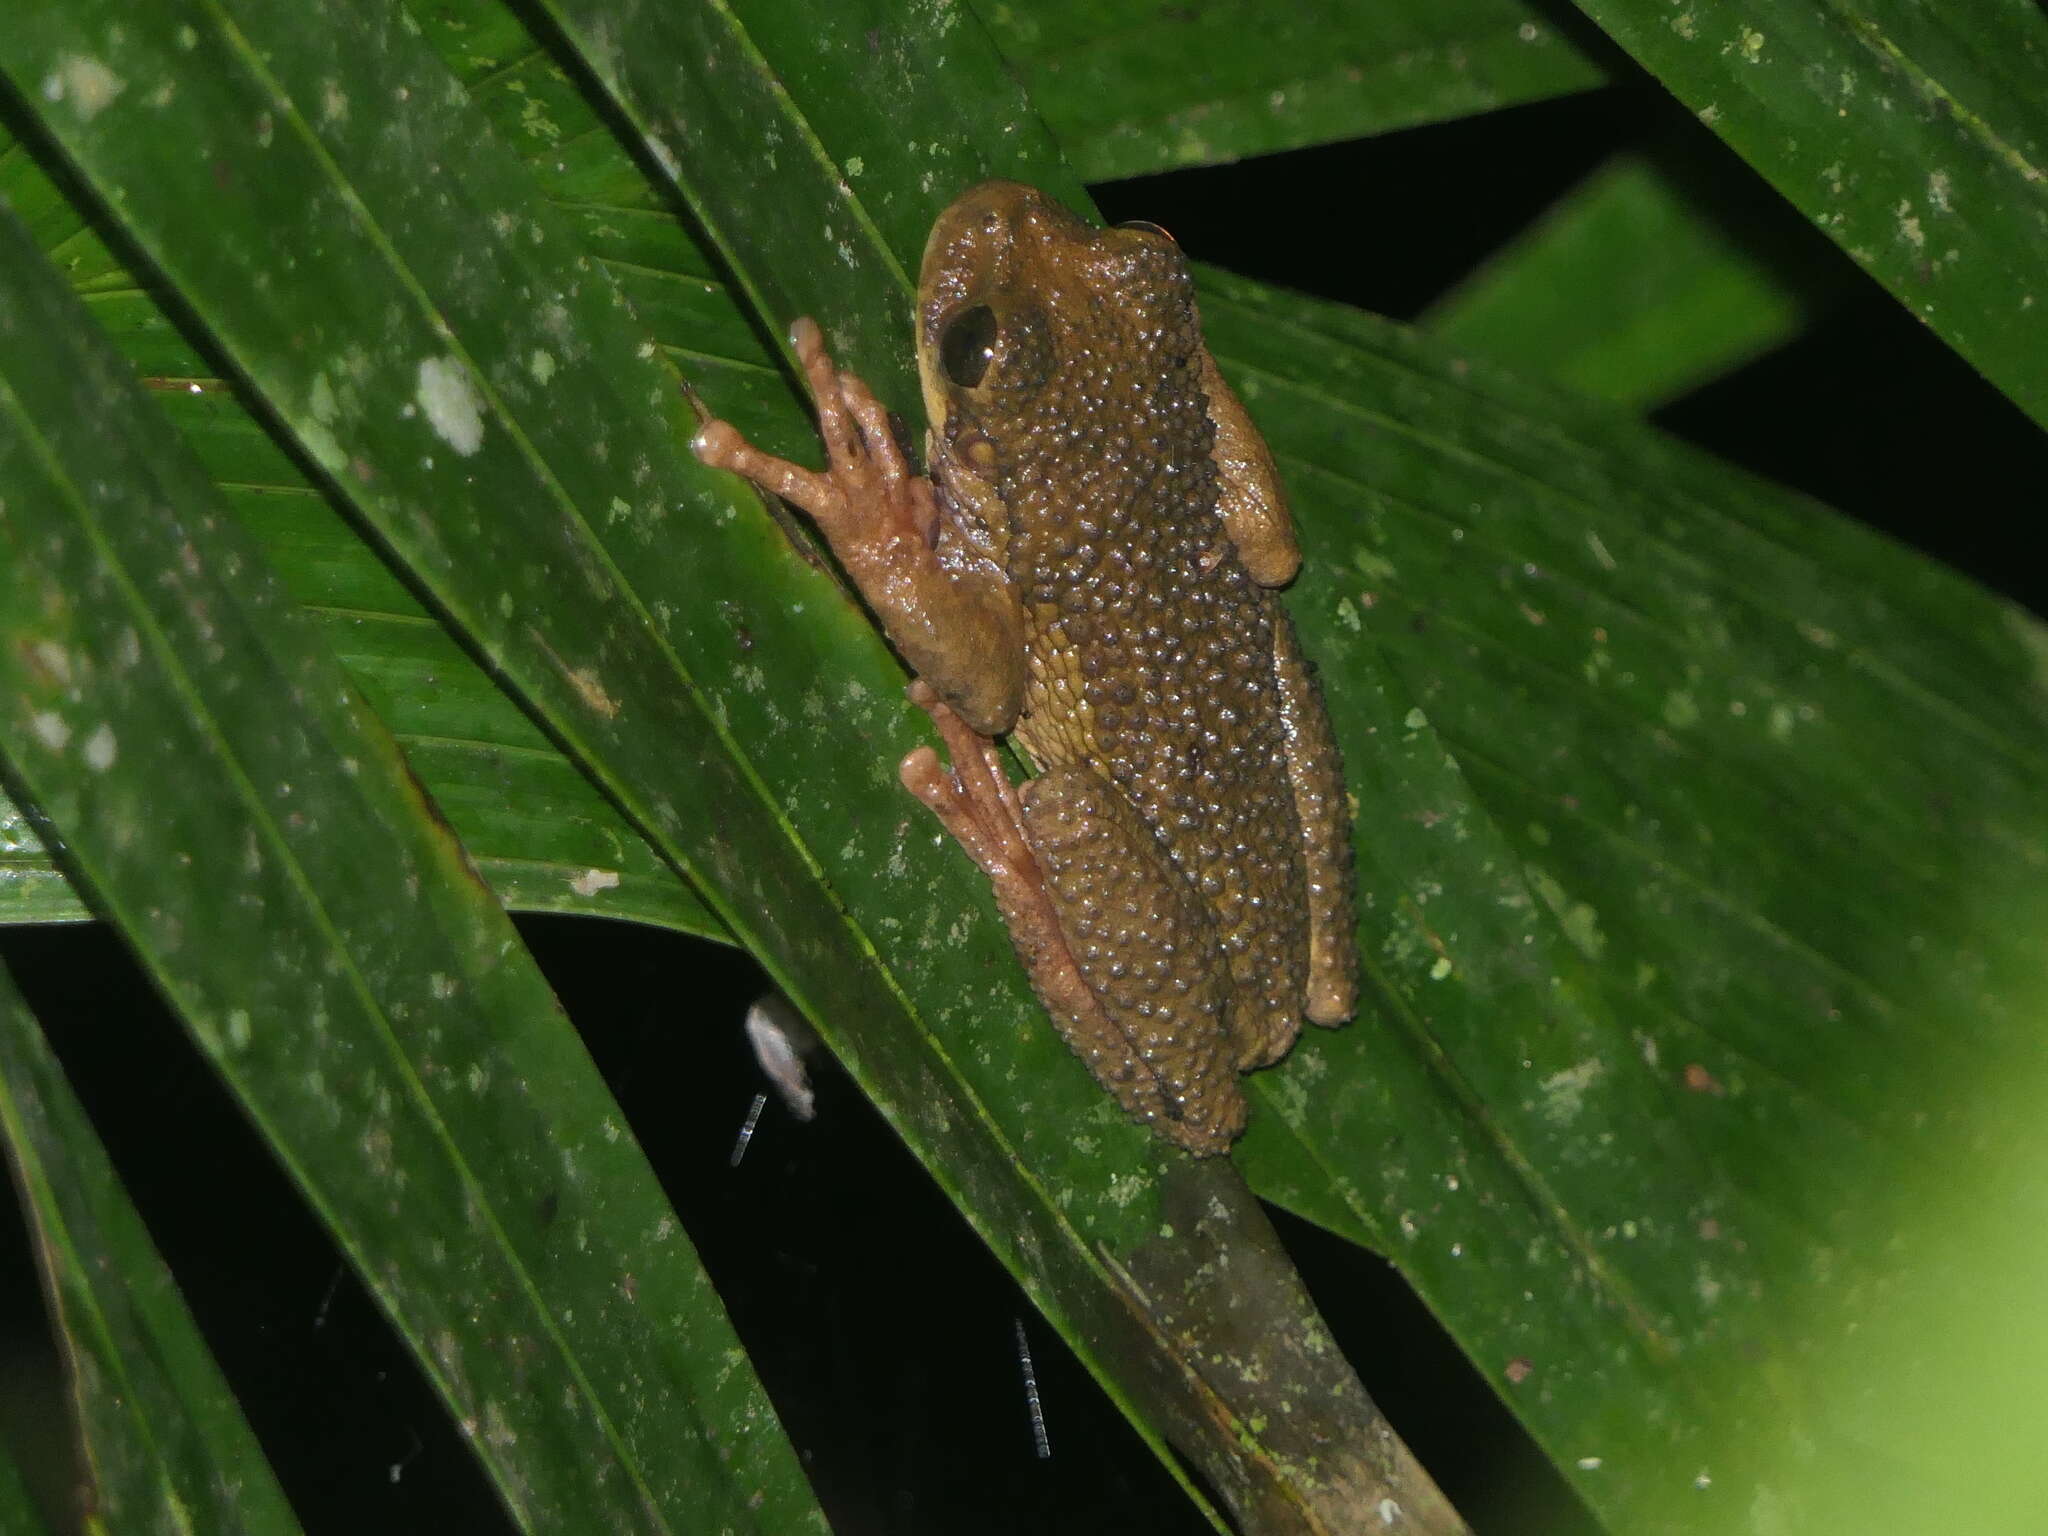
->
[900,684,1244,1155]
[1270,607,1359,1027]
[1020,766,1246,1152]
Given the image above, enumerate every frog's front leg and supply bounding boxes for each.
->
[693,319,1027,737]
[1196,342,1301,588]
[901,684,1246,1156]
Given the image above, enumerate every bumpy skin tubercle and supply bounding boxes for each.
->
[694,182,1356,1155]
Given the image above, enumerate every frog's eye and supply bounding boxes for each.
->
[938,304,999,389]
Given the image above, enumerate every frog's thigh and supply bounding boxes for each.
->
[1271,607,1360,1025]
[1020,766,1246,1153]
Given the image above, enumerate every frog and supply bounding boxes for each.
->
[693,181,1356,1155]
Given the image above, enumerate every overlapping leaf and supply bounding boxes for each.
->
[0,122,723,938]
[977,0,1609,179]
[1565,0,2048,428]
[1424,150,1828,407]
[0,170,822,1532]
[0,966,303,1534]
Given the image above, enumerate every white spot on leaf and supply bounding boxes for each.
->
[415,355,486,456]
[83,724,117,771]
[1662,690,1701,728]
[30,641,73,686]
[43,55,125,120]
[1896,200,1925,250]
[1539,1058,1605,1124]
[30,713,70,752]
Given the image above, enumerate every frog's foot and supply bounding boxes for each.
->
[692,317,940,553]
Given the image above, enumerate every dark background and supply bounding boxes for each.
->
[2,64,2043,1536]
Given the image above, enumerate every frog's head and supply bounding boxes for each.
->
[915,181,1202,530]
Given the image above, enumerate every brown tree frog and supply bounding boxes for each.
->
[694,182,1356,1154]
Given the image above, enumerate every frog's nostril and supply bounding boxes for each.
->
[939,304,1000,388]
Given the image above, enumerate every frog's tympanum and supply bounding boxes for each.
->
[694,181,1356,1154]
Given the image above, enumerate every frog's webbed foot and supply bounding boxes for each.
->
[694,320,1025,736]
[901,683,1244,1156]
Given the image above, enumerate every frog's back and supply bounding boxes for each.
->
[983,226,1314,1060]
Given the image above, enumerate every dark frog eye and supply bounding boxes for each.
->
[937,304,1000,389]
